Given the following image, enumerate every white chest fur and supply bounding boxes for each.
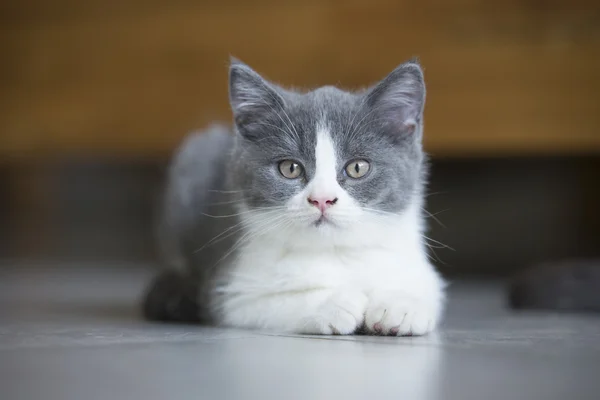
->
[212,203,445,336]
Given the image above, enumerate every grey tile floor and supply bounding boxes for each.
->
[1,262,600,400]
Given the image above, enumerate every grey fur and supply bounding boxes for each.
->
[144,58,428,323]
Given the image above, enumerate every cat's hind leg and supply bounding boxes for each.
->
[142,271,203,323]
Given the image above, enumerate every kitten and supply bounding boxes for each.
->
[143,58,446,335]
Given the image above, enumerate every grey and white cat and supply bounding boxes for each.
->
[143,58,445,335]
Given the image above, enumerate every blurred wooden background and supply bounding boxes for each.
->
[1,0,599,159]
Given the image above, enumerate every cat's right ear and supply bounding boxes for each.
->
[229,58,285,137]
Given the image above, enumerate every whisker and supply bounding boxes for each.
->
[255,96,300,144]
[279,106,301,143]
[201,207,286,219]
[213,214,290,267]
[201,198,248,207]
[345,94,367,139]
[358,207,453,257]
[264,90,301,143]
[207,189,247,194]
[423,235,455,251]
[361,207,402,218]
[347,107,382,143]
[425,244,446,265]
[425,191,448,198]
[194,207,288,254]
[427,208,450,218]
[424,243,449,249]
[193,224,244,254]
[421,208,448,229]
[253,122,295,138]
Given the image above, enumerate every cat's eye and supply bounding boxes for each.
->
[345,159,370,179]
[278,160,303,179]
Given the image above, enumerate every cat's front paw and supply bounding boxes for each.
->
[301,290,368,335]
[365,294,441,336]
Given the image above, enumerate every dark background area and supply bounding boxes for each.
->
[1,156,598,277]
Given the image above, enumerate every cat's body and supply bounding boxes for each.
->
[144,59,445,335]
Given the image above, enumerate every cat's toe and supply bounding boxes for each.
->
[301,307,357,335]
[302,290,368,335]
[365,296,439,336]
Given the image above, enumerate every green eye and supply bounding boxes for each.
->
[345,159,370,179]
[278,160,303,179]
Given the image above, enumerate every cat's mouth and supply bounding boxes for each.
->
[313,215,335,228]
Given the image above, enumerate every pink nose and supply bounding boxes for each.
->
[307,196,338,213]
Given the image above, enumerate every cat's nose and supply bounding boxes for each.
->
[307,196,338,213]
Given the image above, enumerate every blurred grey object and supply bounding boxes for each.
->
[509,260,600,313]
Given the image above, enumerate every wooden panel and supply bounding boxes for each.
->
[1,0,599,158]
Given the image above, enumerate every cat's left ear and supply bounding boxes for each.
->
[365,59,426,137]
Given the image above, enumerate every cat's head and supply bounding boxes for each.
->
[228,58,426,236]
